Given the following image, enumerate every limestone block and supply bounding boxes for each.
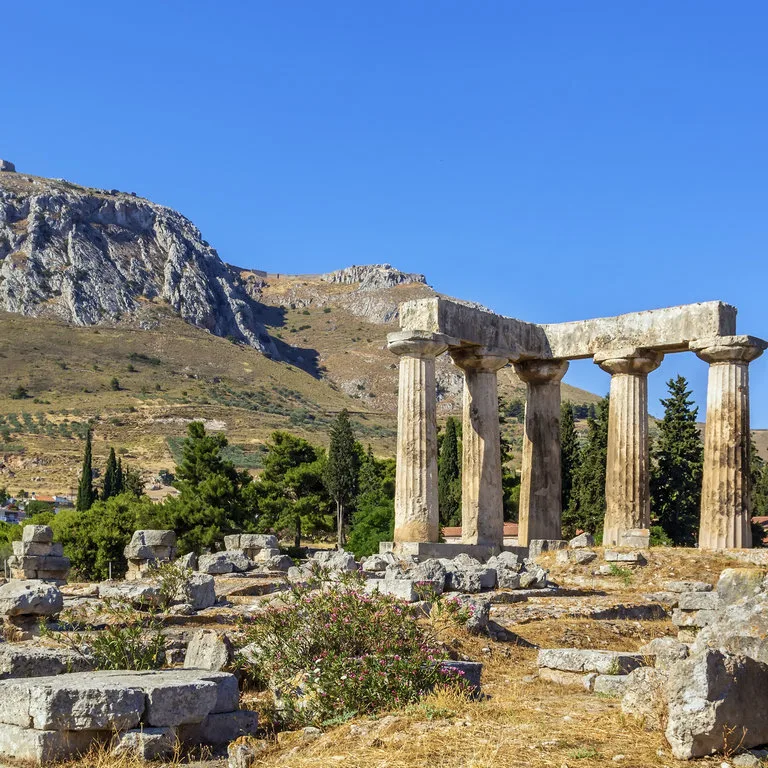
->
[365,577,417,602]
[677,591,720,611]
[639,637,689,670]
[604,550,647,565]
[12,541,63,558]
[264,554,293,571]
[593,674,629,696]
[716,568,767,605]
[184,573,216,611]
[99,582,164,609]
[0,581,63,616]
[519,565,548,589]
[22,525,53,544]
[0,644,94,679]
[556,549,569,564]
[176,551,198,571]
[537,648,645,675]
[112,726,177,760]
[455,595,490,634]
[442,564,482,593]
[180,709,258,745]
[528,539,567,559]
[539,667,597,690]
[569,532,595,548]
[439,660,482,694]
[662,580,713,593]
[0,722,103,764]
[251,547,281,562]
[665,649,768,759]
[124,530,176,560]
[184,630,233,672]
[198,551,252,574]
[0,159,17,173]
[313,550,357,572]
[408,559,447,594]
[141,678,218,727]
[487,551,521,570]
[361,553,396,572]
[619,528,650,548]
[621,667,667,729]
[671,608,718,628]
[496,567,521,590]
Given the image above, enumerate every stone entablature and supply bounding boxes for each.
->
[388,300,765,552]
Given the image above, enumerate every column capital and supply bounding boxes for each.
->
[690,335,767,364]
[387,330,449,358]
[513,358,569,384]
[594,347,664,376]
[450,346,509,373]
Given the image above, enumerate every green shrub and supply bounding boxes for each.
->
[237,573,467,726]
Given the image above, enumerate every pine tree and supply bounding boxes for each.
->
[323,409,360,548]
[438,417,461,526]
[76,428,96,511]
[562,396,609,539]
[560,402,580,514]
[650,376,703,546]
[102,447,118,500]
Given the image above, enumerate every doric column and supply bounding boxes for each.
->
[388,331,449,543]
[450,347,509,547]
[594,348,663,546]
[513,359,569,546]
[691,335,766,549]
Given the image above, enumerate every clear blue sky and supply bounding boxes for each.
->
[3,2,767,425]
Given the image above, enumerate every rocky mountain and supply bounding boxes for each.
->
[0,164,279,356]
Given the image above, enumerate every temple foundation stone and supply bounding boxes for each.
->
[451,348,509,547]
[691,336,767,549]
[388,331,448,543]
[513,359,569,546]
[595,348,663,546]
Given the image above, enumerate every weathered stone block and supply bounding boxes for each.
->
[528,539,567,559]
[180,710,258,745]
[665,650,768,759]
[366,577,417,602]
[184,572,216,611]
[619,528,650,548]
[496,567,521,589]
[519,565,548,588]
[0,581,63,616]
[439,660,482,694]
[716,568,767,605]
[22,525,53,544]
[663,580,713,593]
[0,644,93,679]
[604,550,647,564]
[537,648,645,675]
[112,726,177,760]
[264,554,294,571]
[569,532,595,549]
[0,722,103,763]
[198,551,252,574]
[671,608,718,628]
[593,674,629,696]
[184,630,233,672]
[639,637,689,670]
[99,582,164,609]
[621,667,667,729]
[539,667,597,690]
[677,591,720,611]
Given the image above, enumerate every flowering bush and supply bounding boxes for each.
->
[237,572,469,726]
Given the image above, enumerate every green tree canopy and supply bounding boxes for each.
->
[323,410,360,547]
[157,421,257,553]
[256,431,332,547]
[102,447,119,501]
[347,447,395,558]
[76,428,96,512]
[438,417,461,526]
[562,395,609,539]
[650,376,703,546]
[560,402,580,514]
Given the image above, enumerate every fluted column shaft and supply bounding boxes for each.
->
[514,359,569,546]
[451,348,509,547]
[692,336,766,549]
[595,349,663,546]
[388,333,448,543]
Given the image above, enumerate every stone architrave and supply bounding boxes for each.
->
[691,335,767,549]
[513,359,569,546]
[450,347,509,547]
[387,331,449,543]
[594,348,663,546]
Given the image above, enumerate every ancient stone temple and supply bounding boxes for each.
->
[387,299,766,553]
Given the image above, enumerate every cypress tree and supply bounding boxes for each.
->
[438,417,461,526]
[76,428,96,511]
[562,396,609,539]
[650,376,703,546]
[102,447,118,500]
[323,409,360,548]
[115,458,124,495]
[560,402,580,514]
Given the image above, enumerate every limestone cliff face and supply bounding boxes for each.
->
[321,263,426,291]
[0,172,278,356]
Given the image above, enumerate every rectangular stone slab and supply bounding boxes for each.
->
[537,648,646,674]
[0,723,107,764]
[399,297,736,360]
